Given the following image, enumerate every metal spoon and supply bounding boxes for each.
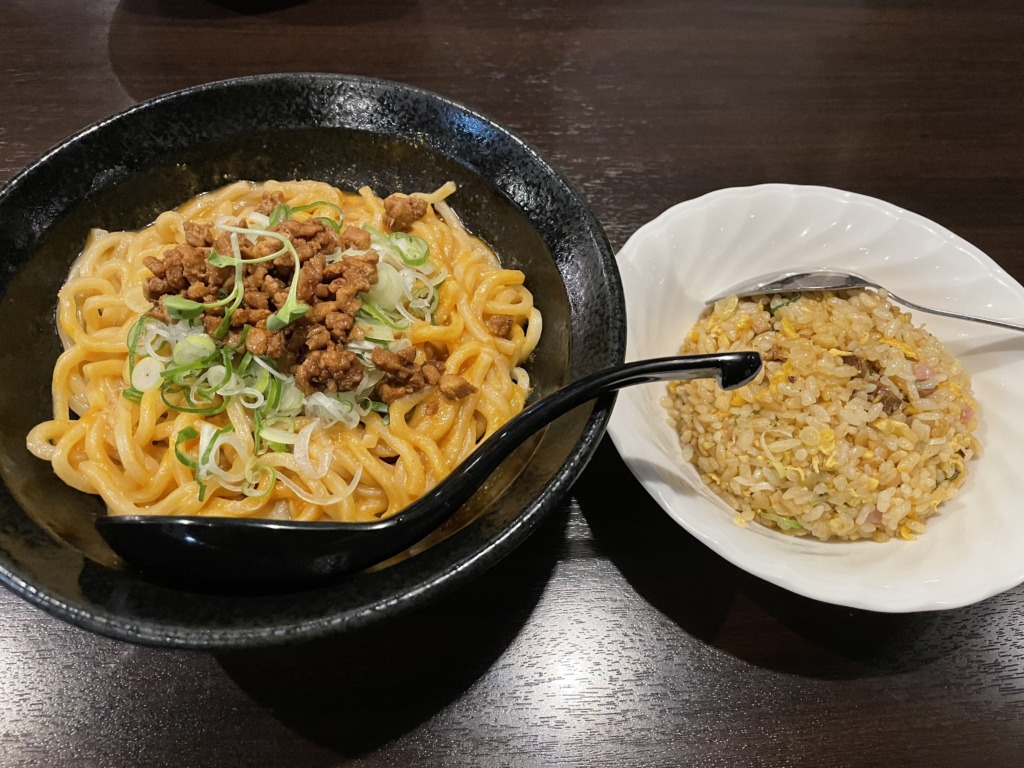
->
[96,351,762,590]
[706,268,1024,333]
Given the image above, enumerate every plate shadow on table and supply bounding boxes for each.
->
[213,503,568,756]
[575,438,976,681]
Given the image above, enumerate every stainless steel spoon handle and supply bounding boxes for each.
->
[707,268,1024,333]
[882,288,1024,333]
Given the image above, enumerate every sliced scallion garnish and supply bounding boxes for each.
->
[268,200,343,231]
[122,314,152,403]
[173,426,207,501]
[391,232,429,266]
[358,301,408,331]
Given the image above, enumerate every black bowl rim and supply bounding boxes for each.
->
[0,73,624,648]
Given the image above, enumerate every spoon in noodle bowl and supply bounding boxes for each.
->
[96,351,761,589]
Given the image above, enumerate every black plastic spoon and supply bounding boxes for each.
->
[96,351,761,589]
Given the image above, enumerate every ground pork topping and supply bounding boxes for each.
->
[384,193,428,232]
[142,195,377,393]
[485,314,515,339]
[141,192,461,405]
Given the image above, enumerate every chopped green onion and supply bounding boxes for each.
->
[358,302,408,331]
[174,426,207,501]
[122,387,144,404]
[206,364,230,390]
[258,426,300,445]
[769,295,801,315]
[126,314,149,368]
[122,314,152,403]
[160,383,227,415]
[252,408,265,454]
[303,392,361,428]
[229,326,252,353]
[268,203,291,228]
[130,356,163,393]
[242,462,276,499]
[173,426,199,470]
[290,200,344,218]
[251,355,287,381]
[264,374,282,411]
[236,351,254,377]
[360,321,396,344]
[760,512,804,530]
[200,423,235,468]
[160,355,220,382]
[364,262,404,310]
[173,334,217,366]
[363,224,390,247]
[315,216,341,233]
[391,232,429,266]
[277,380,305,414]
[267,200,343,231]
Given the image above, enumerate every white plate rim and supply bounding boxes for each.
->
[608,183,1024,612]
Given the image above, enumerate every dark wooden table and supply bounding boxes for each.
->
[3,1,1024,765]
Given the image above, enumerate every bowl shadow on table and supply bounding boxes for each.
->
[576,439,973,681]
[213,503,568,756]
[108,0,423,103]
[112,0,406,21]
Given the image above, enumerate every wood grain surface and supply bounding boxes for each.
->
[2,1,1024,765]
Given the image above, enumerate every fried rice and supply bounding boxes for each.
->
[664,289,981,542]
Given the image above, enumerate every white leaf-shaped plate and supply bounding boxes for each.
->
[608,184,1024,612]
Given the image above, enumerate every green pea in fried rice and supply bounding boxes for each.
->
[665,290,981,542]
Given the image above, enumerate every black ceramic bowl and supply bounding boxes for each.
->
[0,74,623,648]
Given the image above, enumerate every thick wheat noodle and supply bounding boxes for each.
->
[26,180,540,523]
